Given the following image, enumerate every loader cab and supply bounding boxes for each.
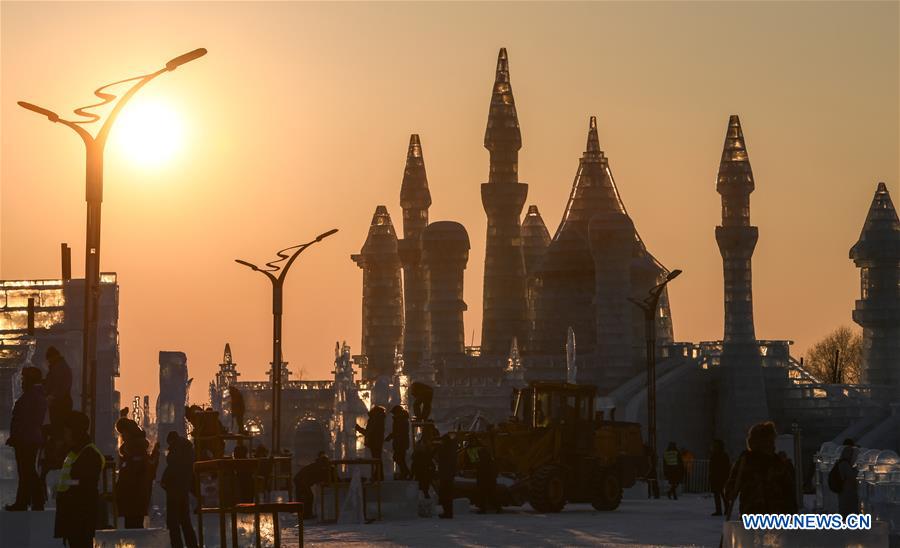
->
[513,383,597,452]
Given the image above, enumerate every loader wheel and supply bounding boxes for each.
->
[529,465,566,513]
[591,472,622,511]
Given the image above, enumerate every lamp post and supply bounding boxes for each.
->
[235,229,338,453]
[19,48,207,438]
[630,268,681,499]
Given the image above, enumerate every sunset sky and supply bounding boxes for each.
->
[2,2,898,406]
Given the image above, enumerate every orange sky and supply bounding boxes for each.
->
[2,2,898,406]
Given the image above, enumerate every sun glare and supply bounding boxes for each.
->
[111,99,184,167]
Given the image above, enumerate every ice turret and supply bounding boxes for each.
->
[713,115,769,455]
[523,205,551,338]
[422,221,470,361]
[851,182,900,401]
[716,115,757,343]
[522,205,551,276]
[480,48,529,356]
[352,206,404,380]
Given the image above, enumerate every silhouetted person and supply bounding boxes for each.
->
[44,346,72,428]
[54,411,103,548]
[356,406,386,468]
[233,444,255,503]
[228,386,246,434]
[115,414,151,528]
[436,434,457,519]
[411,438,435,499]
[5,367,47,511]
[708,439,730,516]
[161,432,198,548]
[293,452,331,519]
[663,442,684,500]
[474,445,500,514]
[185,405,226,459]
[385,406,411,480]
[409,382,433,422]
[836,444,858,517]
[724,421,797,518]
[41,347,72,482]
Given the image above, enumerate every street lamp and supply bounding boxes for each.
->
[235,228,339,453]
[630,268,681,499]
[18,48,207,439]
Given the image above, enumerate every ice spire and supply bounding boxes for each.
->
[484,47,522,184]
[585,116,603,158]
[717,115,754,205]
[400,134,431,217]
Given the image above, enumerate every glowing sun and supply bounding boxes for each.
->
[111,99,184,167]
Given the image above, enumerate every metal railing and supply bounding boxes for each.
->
[658,457,711,494]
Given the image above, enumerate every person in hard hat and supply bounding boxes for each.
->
[54,411,103,548]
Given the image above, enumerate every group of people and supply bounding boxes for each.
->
[348,381,507,518]
[719,428,859,519]
[661,424,799,518]
[5,346,73,513]
[5,347,103,547]
[4,347,204,548]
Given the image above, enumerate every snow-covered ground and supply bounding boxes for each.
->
[301,494,725,547]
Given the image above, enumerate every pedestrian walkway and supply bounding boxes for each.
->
[298,494,724,547]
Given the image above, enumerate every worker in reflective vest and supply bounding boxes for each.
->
[663,442,684,500]
[54,411,103,548]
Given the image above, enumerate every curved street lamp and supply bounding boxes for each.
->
[18,48,207,439]
[630,268,681,499]
[235,228,339,453]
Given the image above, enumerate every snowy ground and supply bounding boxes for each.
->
[300,494,725,547]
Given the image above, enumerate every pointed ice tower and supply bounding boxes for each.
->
[522,206,551,277]
[714,115,769,454]
[851,182,900,402]
[533,116,628,357]
[522,205,550,338]
[480,48,529,357]
[398,134,432,370]
[352,206,405,380]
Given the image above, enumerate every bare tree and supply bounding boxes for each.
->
[803,326,862,384]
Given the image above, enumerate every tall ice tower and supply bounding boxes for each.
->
[480,48,529,356]
[851,182,900,402]
[398,134,432,370]
[714,115,769,453]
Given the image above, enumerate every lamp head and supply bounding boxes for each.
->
[235,259,259,271]
[18,101,59,122]
[166,48,207,71]
[316,228,339,242]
